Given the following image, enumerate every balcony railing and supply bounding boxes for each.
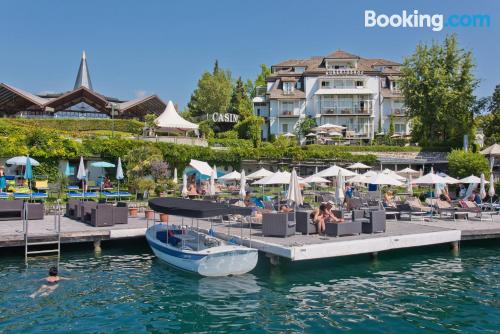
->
[320,106,372,115]
[392,108,407,116]
[255,86,267,97]
[279,110,300,117]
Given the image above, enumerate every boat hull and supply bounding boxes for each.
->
[146,225,258,276]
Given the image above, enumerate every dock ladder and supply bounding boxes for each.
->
[24,200,62,265]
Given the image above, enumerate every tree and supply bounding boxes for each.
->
[294,117,317,137]
[229,77,253,119]
[476,84,500,145]
[401,35,477,148]
[388,114,395,137]
[251,64,271,97]
[187,61,232,120]
[235,115,264,147]
[448,149,490,178]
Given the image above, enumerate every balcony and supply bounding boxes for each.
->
[391,108,407,116]
[320,106,372,115]
[279,110,300,117]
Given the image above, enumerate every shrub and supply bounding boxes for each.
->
[448,149,490,178]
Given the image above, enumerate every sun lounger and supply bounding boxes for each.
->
[0,192,11,199]
[67,185,80,191]
[13,193,31,199]
[31,192,48,200]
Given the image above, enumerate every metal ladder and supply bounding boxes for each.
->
[24,200,62,265]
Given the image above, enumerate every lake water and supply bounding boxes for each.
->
[0,240,498,333]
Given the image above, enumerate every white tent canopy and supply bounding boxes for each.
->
[314,165,357,178]
[347,162,371,170]
[246,167,274,180]
[218,170,241,181]
[189,159,213,177]
[155,100,199,133]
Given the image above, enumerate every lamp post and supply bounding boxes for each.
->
[107,103,119,138]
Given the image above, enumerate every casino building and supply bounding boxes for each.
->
[0,51,166,119]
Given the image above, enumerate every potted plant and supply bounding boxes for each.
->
[159,213,169,223]
[144,209,155,220]
[129,207,139,217]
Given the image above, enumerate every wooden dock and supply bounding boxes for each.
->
[1,213,499,262]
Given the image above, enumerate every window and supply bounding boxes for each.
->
[356,80,364,88]
[283,82,294,94]
[296,81,302,89]
[282,101,294,112]
[294,67,305,73]
[282,123,289,133]
[321,81,332,88]
[395,123,406,133]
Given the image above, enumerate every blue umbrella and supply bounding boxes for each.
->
[90,161,115,168]
[24,156,33,180]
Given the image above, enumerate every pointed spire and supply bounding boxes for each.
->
[74,50,93,90]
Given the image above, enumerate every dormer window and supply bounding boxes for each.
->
[294,67,305,74]
[296,81,302,89]
[283,82,294,94]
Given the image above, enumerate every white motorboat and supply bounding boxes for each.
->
[146,198,258,277]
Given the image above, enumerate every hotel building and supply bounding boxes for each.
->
[0,51,165,119]
[252,50,410,141]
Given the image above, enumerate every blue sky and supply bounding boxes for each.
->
[0,0,497,109]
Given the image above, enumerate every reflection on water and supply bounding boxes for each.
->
[0,242,499,333]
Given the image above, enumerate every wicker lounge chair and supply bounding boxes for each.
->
[113,203,128,224]
[295,211,317,234]
[325,221,362,237]
[90,204,114,227]
[361,210,386,234]
[262,212,295,237]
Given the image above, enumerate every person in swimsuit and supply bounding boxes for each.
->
[30,266,69,298]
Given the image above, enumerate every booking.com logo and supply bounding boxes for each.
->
[365,10,490,32]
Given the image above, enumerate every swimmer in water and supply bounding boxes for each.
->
[30,266,69,298]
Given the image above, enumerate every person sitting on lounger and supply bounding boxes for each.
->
[440,186,451,202]
[325,201,344,223]
[383,191,396,208]
[279,204,293,213]
[103,176,112,189]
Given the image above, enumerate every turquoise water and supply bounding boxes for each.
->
[0,240,499,333]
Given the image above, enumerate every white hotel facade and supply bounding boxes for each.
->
[252,50,410,142]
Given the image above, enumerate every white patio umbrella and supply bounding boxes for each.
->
[302,175,330,184]
[246,167,273,180]
[437,173,460,184]
[189,159,213,177]
[347,162,371,170]
[479,173,487,200]
[173,168,178,184]
[283,132,296,137]
[328,131,343,137]
[382,169,406,181]
[488,173,495,200]
[239,170,247,200]
[365,173,404,186]
[208,168,216,196]
[76,156,87,199]
[181,173,188,198]
[413,172,450,220]
[5,156,40,166]
[459,175,488,184]
[335,170,345,205]
[312,123,346,132]
[286,168,303,207]
[218,170,241,181]
[398,167,419,176]
[314,165,357,178]
[305,133,317,137]
[116,157,124,200]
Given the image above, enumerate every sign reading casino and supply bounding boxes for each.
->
[208,112,239,123]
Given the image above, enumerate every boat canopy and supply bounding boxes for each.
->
[149,198,252,218]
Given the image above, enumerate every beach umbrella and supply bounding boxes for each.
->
[459,175,488,184]
[208,168,216,196]
[189,159,213,177]
[6,156,40,166]
[335,169,345,205]
[181,173,188,198]
[24,156,33,192]
[437,173,460,184]
[328,131,343,137]
[480,143,500,156]
[413,172,448,185]
[314,165,357,178]
[218,170,242,181]
[90,161,115,168]
[253,171,306,185]
[287,168,303,206]
[116,157,124,200]
[347,173,371,184]
[347,162,371,170]
[479,173,487,199]
[239,170,246,200]
[382,169,406,181]
[76,156,87,199]
[302,175,330,184]
[365,173,404,186]
[407,174,413,194]
[246,167,273,180]
[398,167,419,176]
[312,123,346,132]
[488,173,495,198]
[173,168,178,184]
[283,132,295,137]
[64,161,72,176]
[305,133,317,137]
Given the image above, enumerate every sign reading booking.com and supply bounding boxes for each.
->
[365,10,490,31]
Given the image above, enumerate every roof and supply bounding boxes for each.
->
[74,51,93,90]
[267,79,305,99]
[155,100,198,131]
[0,83,49,107]
[324,50,360,59]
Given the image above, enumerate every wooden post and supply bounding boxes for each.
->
[266,253,280,266]
[450,241,460,254]
[93,239,102,254]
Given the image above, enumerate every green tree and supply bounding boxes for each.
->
[401,35,477,148]
[448,149,490,178]
[229,77,253,119]
[294,117,317,137]
[187,60,232,120]
[252,64,271,97]
[388,114,395,137]
[235,115,264,147]
[476,84,500,145]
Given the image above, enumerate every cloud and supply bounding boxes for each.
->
[134,90,147,98]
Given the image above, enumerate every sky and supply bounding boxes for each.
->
[0,0,498,109]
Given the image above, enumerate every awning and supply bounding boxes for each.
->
[189,159,214,177]
[148,198,252,218]
[155,100,199,132]
[315,88,374,95]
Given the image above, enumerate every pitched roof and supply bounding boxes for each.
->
[267,79,305,99]
[0,82,49,106]
[324,50,360,59]
[74,51,93,91]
